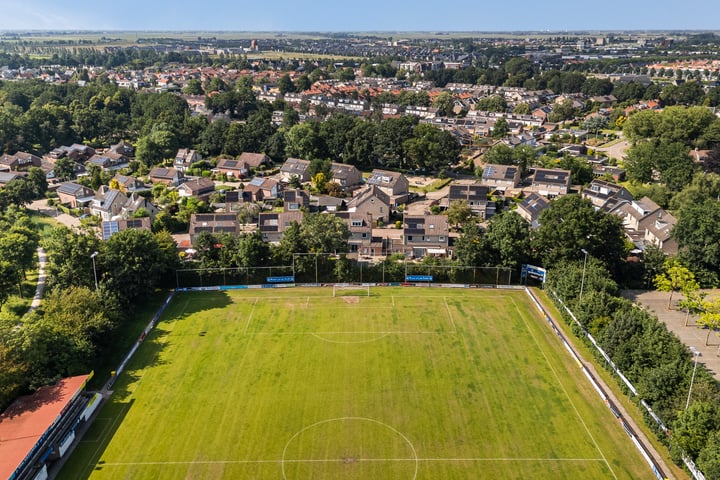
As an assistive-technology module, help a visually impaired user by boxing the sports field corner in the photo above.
[59,286,658,479]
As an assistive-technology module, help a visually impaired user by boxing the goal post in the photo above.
[332,284,371,297]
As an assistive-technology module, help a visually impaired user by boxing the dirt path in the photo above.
[533,292,680,480]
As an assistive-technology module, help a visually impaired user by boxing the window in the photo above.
[361,233,368,238]
[429,224,435,229]
[407,235,413,241]
[351,220,363,227]
[439,236,445,241]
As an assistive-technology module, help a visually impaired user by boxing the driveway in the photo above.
[595,139,630,161]
[28,199,81,229]
[622,289,720,380]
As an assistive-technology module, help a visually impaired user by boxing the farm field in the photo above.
[60,287,651,479]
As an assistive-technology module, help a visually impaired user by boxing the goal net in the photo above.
[332,284,371,297]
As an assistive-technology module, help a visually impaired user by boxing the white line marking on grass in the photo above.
[443,297,457,333]
[242,297,258,334]
[392,295,395,307]
[82,402,133,478]
[100,456,605,466]
[281,417,419,480]
[306,296,310,308]
[253,331,446,335]
[511,298,619,480]
[310,332,391,344]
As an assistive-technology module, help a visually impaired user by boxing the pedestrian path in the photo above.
[28,247,47,311]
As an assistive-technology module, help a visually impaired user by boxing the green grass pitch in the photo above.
[60,287,651,479]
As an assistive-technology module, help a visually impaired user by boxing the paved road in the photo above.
[595,139,630,161]
[622,289,720,380]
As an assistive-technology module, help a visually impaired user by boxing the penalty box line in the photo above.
[100,456,606,466]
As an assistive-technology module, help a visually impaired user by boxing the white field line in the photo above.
[242,298,258,334]
[510,298,619,480]
[82,402,133,478]
[100,457,605,466]
[252,331,447,335]
[392,295,395,307]
[443,297,458,333]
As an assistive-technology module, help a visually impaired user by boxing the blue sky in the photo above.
[1,0,719,31]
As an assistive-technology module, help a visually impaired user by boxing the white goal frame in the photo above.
[332,284,371,297]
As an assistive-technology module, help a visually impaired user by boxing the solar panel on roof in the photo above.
[126,219,143,228]
[102,221,119,241]
[250,177,264,186]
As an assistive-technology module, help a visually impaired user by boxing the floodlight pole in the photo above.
[579,248,589,302]
[90,251,99,291]
[686,347,701,410]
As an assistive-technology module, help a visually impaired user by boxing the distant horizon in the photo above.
[1,29,720,34]
[2,0,720,32]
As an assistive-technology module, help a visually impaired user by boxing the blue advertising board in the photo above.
[406,275,433,282]
[521,264,546,282]
[266,276,295,283]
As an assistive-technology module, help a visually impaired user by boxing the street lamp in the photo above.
[90,251,99,291]
[686,347,701,410]
[579,248,589,302]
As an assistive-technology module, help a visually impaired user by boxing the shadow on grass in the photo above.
[56,398,135,480]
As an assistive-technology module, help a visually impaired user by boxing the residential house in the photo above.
[108,141,135,157]
[90,187,128,221]
[312,194,346,212]
[178,177,216,201]
[0,152,42,171]
[592,164,626,182]
[610,197,678,254]
[86,152,129,172]
[335,212,373,256]
[447,182,494,219]
[330,162,362,191]
[529,168,571,198]
[215,158,249,179]
[581,179,633,211]
[402,214,450,258]
[149,167,183,186]
[244,177,281,202]
[112,174,149,193]
[56,182,95,209]
[188,213,241,242]
[49,144,95,163]
[283,189,310,212]
[279,157,312,183]
[366,169,410,204]
[0,171,23,187]
[101,217,152,241]
[258,211,304,243]
[238,152,271,170]
[515,192,550,229]
[480,164,521,194]
[174,148,201,172]
[122,192,159,220]
[346,185,391,223]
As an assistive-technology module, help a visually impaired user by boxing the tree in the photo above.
[43,226,102,292]
[453,222,487,266]
[300,213,350,253]
[674,200,720,286]
[101,229,172,304]
[532,195,626,275]
[698,431,720,480]
[447,200,476,229]
[492,116,509,138]
[483,211,531,270]
[183,79,203,95]
[277,74,295,95]
[671,401,720,460]
[654,259,699,309]
[482,143,514,166]
[433,91,455,117]
[697,296,720,346]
